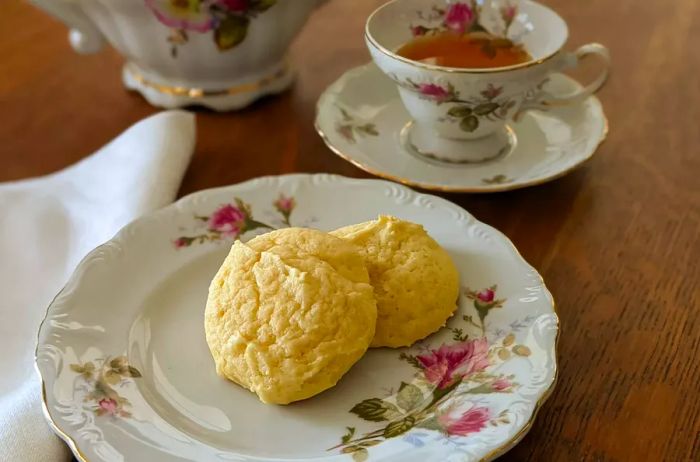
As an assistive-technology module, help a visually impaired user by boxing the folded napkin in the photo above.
[0,111,196,461]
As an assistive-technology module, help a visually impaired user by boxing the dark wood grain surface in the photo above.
[2,0,698,460]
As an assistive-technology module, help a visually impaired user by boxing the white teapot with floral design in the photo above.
[30,0,327,110]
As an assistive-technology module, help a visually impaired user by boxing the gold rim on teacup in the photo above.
[365,0,568,74]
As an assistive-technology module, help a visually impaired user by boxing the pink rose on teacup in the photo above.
[443,2,475,35]
[218,0,249,12]
[145,0,215,32]
[418,83,452,102]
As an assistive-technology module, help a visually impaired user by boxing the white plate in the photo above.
[315,63,608,193]
[36,174,558,462]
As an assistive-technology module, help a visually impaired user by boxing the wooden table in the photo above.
[2,0,698,460]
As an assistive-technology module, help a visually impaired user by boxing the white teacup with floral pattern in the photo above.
[366,0,610,163]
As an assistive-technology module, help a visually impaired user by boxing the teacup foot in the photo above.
[122,61,295,111]
[400,121,517,165]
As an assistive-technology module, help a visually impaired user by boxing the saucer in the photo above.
[315,63,608,193]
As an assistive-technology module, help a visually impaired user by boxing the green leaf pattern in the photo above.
[69,356,142,418]
[214,15,250,50]
[445,88,516,133]
[396,382,423,412]
[341,427,356,444]
[336,107,379,144]
[460,115,480,132]
[482,174,514,185]
[383,416,416,438]
[393,76,517,134]
[350,398,401,422]
[147,0,278,56]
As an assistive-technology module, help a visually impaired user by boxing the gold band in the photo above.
[125,64,290,98]
[364,0,565,75]
[315,116,608,193]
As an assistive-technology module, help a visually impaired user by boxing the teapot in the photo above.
[30,0,328,110]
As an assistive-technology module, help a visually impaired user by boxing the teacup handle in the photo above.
[29,0,104,54]
[518,43,610,114]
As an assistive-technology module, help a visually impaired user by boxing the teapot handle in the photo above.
[29,0,104,54]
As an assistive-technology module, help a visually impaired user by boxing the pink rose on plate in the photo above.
[336,124,355,142]
[492,377,512,392]
[98,398,118,416]
[443,2,474,35]
[208,203,247,237]
[418,83,451,102]
[476,288,495,303]
[416,337,490,389]
[467,285,504,313]
[438,405,490,436]
[274,194,296,215]
[145,0,215,33]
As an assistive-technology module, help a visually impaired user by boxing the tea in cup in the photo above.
[366,0,610,163]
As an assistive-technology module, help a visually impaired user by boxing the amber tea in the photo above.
[397,32,532,69]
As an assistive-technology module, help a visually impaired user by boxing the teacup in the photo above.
[366,0,610,163]
[29,0,327,111]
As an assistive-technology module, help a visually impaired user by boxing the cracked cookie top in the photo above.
[332,216,459,348]
[204,228,377,404]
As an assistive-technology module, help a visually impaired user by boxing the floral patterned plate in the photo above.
[315,62,608,192]
[36,174,558,462]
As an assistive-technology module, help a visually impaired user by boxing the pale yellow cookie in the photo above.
[204,228,377,404]
[331,216,459,348]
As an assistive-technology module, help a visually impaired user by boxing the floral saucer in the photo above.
[36,174,558,461]
[315,63,608,192]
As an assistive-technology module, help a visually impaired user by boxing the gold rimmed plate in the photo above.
[36,174,558,461]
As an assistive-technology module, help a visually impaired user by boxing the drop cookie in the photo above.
[332,216,459,348]
[204,228,377,404]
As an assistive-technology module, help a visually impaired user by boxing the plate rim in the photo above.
[34,173,560,462]
[315,62,609,193]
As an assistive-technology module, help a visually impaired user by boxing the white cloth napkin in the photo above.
[0,110,196,461]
